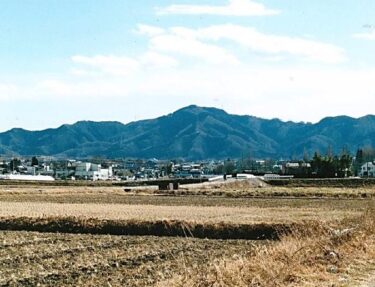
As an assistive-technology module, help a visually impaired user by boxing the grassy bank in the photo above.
[0,216,293,240]
[160,209,375,287]
[266,178,375,188]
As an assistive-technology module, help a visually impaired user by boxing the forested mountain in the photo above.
[1,105,374,159]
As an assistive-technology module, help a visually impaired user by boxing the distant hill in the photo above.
[1,105,375,159]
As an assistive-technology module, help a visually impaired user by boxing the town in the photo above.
[1,148,374,181]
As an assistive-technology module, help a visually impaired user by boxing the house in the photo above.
[39,164,54,176]
[283,161,311,177]
[172,163,203,178]
[74,162,113,180]
[54,160,77,179]
[359,162,375,177]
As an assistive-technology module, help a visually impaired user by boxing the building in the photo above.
[359,162,375,177]
[283,161,311,177]
[172,163,203,178]
[74,162,113,180]
[0,174,55,181]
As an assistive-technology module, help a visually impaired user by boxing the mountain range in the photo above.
[1,105,375,160]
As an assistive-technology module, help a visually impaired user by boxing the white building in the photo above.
[0,174,55,181]
[359,162,375,177]
[74,162,113,181]
[26,166,37,175]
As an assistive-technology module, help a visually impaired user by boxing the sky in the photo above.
[1,0,375,131]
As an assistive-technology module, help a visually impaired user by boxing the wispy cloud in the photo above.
[156,0,280,16]
[71,52,178,77]
[140,51,179,68]
[148,33,239,65]
[30,66,375,124]
[72,55,140,77]
[196,24,347,63]
[137,24,346,64]
[0,83,18,101]
[3,62,375,126]
[137,24,239,65]
[36,79,132,99]
[353,31,375,40]
[136,24,165,36]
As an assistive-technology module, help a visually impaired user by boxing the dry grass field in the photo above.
[0,231,258,286]
[0,182,374,286]
[160,211,375,287]
[2,180,375,200]
[0,201,362,224]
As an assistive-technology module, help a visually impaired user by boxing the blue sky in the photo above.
[1,0,375,131]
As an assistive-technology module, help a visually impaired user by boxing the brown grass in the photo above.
[0,201,362,224]
[0,185,374,286]
[0,216,294,240]
[0,231,258,286]
[158,209,375,287]
[153,185,375,199]
[1,186,374,213]
[2,182,375,199]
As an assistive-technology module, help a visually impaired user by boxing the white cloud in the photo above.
[148,32,239,65]
[137,24,240,65]
[137,24,346,64]
[131,66,375,122]
[195,24,346,63]
[3,64,375,127]
[136,24,165,37]
[36,78,133,99]
[71,52,179,77]
[140,51,179,68]
[72,24,345,81]
[0,83,18,101]
[72,55,140,76]
[37,80,74,96]
[353,31,375,40]
[156,0,280,16]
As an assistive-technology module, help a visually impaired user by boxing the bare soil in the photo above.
[0,231,259,287]
[0,185,374,286]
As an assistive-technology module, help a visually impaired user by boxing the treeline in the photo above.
[217,147,375,178]
[310,151,352,178]
[291,147,375,178]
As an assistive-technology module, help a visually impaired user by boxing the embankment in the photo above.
[266,178,375,188]
[0,217,294,240]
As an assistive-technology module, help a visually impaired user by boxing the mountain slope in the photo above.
[0,105,374,159]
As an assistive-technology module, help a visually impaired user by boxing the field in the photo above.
[0,182,374,286]
[0,231,258,286]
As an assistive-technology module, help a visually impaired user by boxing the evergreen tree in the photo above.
[354,148,364,176]
[9,158,21,172]
[31,156,39,167]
